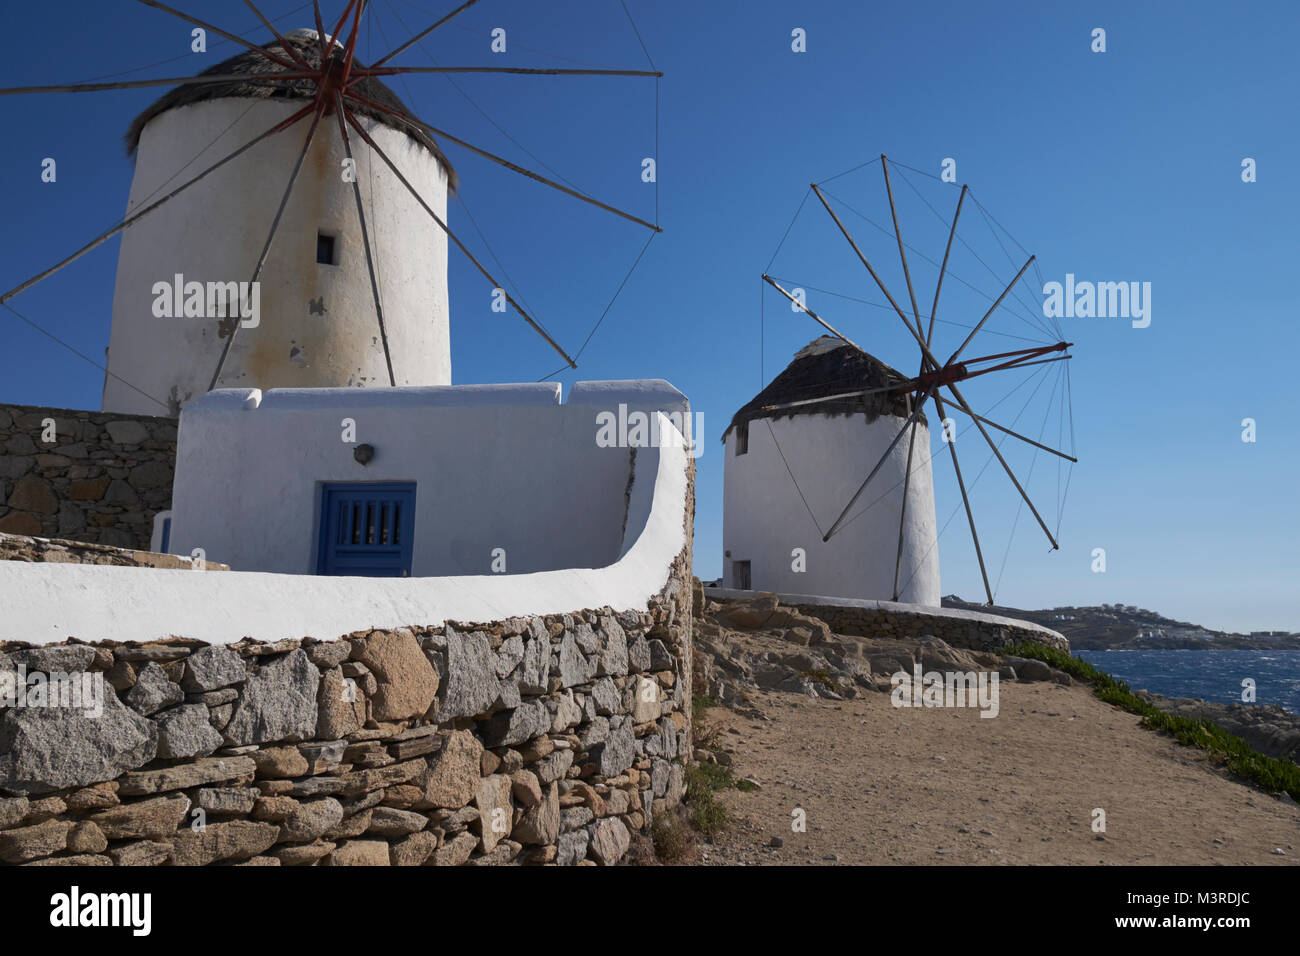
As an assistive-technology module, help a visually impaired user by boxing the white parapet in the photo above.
[0,387,692,646]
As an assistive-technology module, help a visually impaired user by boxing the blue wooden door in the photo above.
[317,482,416,577]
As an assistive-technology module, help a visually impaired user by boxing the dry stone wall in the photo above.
[0,568,693,866]
[702,590,1067,654]
[785,600,1068,653]
[0,403,177,551]
[0,531,224,571]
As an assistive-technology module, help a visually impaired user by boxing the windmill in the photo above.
[0,0,661,412]
[757,155,1076,606]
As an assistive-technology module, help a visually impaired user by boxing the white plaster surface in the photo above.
[702,587,1066,642]
[165,382,683,576]
[103,97,451,415]
[722,411,940,606]
[0,412,688,646]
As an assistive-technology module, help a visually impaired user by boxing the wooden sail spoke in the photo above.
[0,72,317,97]
[208,109,325,390]
[370,0,481,69]
[810,183,946,375]
[946,382,1059,550]
[135,0,301,71]
[881,155,924,342]
[242,0,315,72]
[760,275,867,355]
[334,94,395,386]
[354,66,663,79]
[934,393,994,605]
[823,386,937,542]
[1,103,313,305]
[892,418,919,601]
[312,0,330,58]
[945,254,1036,367]
[927,183,967,349]
[941,397,1077,463]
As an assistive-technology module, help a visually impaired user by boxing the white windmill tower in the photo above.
[102,28,454,415]
[0,2,660,419]
[732,154,1077,608]
[722,335,941,605]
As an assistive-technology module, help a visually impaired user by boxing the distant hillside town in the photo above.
[941,597,1300,651]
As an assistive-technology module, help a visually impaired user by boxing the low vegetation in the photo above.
[691,692,719,717]
[799,667,849,696]
[1002,642,1300,801]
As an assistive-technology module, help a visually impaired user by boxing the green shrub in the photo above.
[691,693,719,718]
[800,668,848,695]
[650,810,693,863]
[685,763,730,838]
[1001,642,1300,801]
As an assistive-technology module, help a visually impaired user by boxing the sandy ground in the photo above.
[696,679,1300,865]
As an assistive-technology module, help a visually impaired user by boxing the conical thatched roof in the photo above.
[724,336,923,440]
[126,30,456,189]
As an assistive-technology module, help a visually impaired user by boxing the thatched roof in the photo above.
[724,336,924,440]
[125,31,456,189]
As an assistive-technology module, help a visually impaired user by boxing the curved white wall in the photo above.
[722,412,940,606]
[167,381,692,578]
[0,410,688,646]
[104,97,450,415]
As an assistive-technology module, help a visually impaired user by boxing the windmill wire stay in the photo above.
[892,166,1050,339]
[370,2,542,330]
[764,277,1050,346]
[374,0,662,380]
[814,185,1058,344]
[894,360,1065,603]
[1,0,662,393]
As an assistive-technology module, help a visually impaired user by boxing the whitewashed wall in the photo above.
[722,411,940,606]
[168,381,690,577]
[104,97,451,415]
[0,407,689,645]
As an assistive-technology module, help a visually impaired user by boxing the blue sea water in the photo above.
[1075,649,1300,714]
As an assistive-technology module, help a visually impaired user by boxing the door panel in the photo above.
[317,482,416,576]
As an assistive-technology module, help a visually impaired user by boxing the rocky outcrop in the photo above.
[696,592,1071,710]
[1139,693,1300,766]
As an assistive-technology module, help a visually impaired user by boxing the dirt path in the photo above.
[697,679,1300,865]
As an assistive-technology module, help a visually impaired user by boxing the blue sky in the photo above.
[0,0,1296,631]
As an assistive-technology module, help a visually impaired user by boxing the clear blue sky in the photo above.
[0,1,1296,632]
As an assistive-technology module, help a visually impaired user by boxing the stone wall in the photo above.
[0,403,177,551]
[703,588,1068,653]
[786,601,1067,652]
[0,577,693,866]
[0,532,225,571]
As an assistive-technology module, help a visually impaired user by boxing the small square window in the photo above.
[734,422,749,456]
[317,233,336,265]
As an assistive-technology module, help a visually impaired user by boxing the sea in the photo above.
[1075,649,1300,715]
